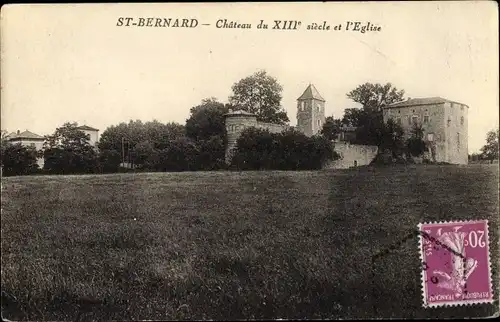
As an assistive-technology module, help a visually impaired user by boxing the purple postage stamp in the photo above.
[418,220,494,308]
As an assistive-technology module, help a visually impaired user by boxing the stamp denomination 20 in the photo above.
[418,220,494,308]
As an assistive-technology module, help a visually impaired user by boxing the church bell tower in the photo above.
[296,84,326,136]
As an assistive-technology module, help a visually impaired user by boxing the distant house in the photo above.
[76,125,99,147]
[5,130,45,168]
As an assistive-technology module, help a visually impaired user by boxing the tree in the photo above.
[184,98,231,170]
[160,137,199,172]
[229,70,289,125]
[341,108,365,126]
[379,118,406,159]
[320,116,342,141]
[195,135,226,170]
[185,98,229,141]
[1,130,9,160]
[231,127,339,170]
[346,82,405,112]
[98,120,186,169]
[134,140,157,168]
[98,149,122,173]
[43,122,98,174]
[231,127,276,170]
[144,120,186,150]
[353,110,386,146]
[1,142,39,176]
[480,128,499,162]
[406,124,428,157]
[344,83,406,146]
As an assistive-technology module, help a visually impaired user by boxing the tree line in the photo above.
[0,70,289,176]
[2,71,498,176]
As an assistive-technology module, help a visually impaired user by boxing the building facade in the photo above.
[382,97,468,164]
[5,130,45,168]
[76,125,99,147]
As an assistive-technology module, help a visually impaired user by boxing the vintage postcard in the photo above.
[1,1,498,320]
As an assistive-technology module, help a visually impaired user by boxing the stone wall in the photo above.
[325,142,379,169]
[255,122,290,134]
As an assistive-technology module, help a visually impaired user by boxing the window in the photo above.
[460,116,464,126]
[427,133,434,142]
[461,105,464,111]
[396,117,402,125]
[412,115,419,125]
[398,110,401,114]
[317,119,321,127]
[408,116,412,125]
[447,118,451,127]
[30,143,35,147]
[457,133,460,150]
[423,115,429,123]
[302,101,307,110]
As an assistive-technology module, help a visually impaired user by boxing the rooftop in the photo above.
[6,130,44,141]
[297,84,325,102]
[77,125,99,131]
[384,97,468,109]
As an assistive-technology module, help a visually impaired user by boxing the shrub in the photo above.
[406,124,428,157]
[1,143,40,176]
[231,127,339,170]
[159,137,199,172]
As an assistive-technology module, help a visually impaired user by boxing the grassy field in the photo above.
[1,164,499,320]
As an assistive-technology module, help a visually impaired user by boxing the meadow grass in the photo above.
[1,164,499,320]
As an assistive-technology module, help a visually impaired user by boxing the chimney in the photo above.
[17,130,20,134]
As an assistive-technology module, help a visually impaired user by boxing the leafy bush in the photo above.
[1,143,40,176]
[159,137,200,172]
[406,124,428,157]
[231,127,339,170]
[42,123,100,174]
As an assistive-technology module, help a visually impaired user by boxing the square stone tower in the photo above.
[383,97,469,164]
[296,84,326,136]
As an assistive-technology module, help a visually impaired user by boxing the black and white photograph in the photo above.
[1,2,499,320]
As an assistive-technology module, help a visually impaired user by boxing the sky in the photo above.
[1,2,498,153]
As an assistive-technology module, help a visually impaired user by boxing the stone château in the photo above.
[382,97,468,164]
[224,84,379,168]
[225,84,469,167]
